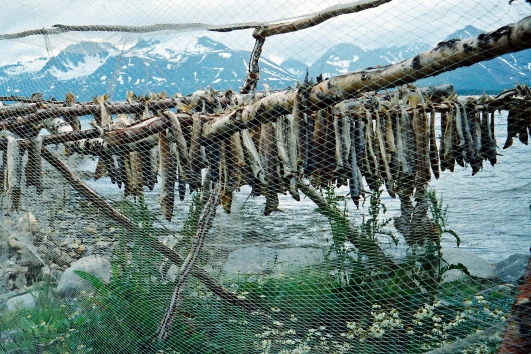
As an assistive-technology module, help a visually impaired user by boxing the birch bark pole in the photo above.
[156,187,221,342]
[40,146,260,312]
[203,14,531,141]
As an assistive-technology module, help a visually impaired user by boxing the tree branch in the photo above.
[253,0,392,38]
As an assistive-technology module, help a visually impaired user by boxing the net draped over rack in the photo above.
[1,1,531,353]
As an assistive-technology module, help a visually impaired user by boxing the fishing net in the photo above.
[1,0,531,353]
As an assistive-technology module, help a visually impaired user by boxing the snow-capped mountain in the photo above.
[0,25,529,101]
[0,36,298,101]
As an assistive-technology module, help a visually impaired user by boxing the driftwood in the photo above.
[498,252,531,353]
[240,37,266,94]
[201,14,531,142]
[40,146,260,312]
[252,0,392,39]
[157,187,220,341]
[0,0,393,40]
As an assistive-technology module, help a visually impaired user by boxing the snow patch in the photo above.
[498,57,526,76]
[50,55,108,81]
[218,52,232,58]
[4,58,48,76]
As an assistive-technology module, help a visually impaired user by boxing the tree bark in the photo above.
[203,15,531,142]
[240,37,266,94]
[253,0,392,38]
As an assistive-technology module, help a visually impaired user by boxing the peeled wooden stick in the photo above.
[156,187,220,342]
[40,146,260,312]
[252,0,392,38]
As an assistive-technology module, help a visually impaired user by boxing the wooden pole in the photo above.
[252,0,392,39]
[40,146,260,312]
[203,15,531,142]
[157,187,220,341]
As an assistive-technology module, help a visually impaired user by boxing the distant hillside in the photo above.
[0,36,298,101]
[0,25,529,101]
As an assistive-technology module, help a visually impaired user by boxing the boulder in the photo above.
[56,255,111,297]
[441,248,498,283]
[275,248,325,270]
[5,293,36,311]
[222,247,277,275]
[496,253,531,284]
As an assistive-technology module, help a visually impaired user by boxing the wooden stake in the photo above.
[40,147,260,312]
[156,187,220,341]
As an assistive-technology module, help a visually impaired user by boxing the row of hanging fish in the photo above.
[2,85,530,220]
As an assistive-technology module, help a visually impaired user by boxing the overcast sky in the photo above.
[1,0,530,66]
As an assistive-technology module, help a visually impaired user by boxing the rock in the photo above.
[441,248,498,283]
[5,293,36,311]
[56,255,111,297]
[14,273,26,289]
[496,253,531,284]
[84,227,98,235]
[95,240,112,248]
[275,248,325,270]
[166,264,178,282]
[222,247,277,275]
[75,244,87,254]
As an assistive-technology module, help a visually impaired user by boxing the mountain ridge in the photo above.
[0,26,529,101]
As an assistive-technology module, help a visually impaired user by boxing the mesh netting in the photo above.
[1,1,531,353]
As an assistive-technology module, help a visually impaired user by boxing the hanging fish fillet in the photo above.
[188,113,205,190]
[165,111,191,193]
[25,136,43,194]
[487,111,497,166]
[395,107,408,176]
[139,147,157,191]
[364,108,380,187]
[349,116,361,208]
[374,111,395,195]
[260,122,279,216]
[129,151,144,196]
[429,109,440,179]
[159,130,176,221]
[284,115,300,201]
[241,129,266,184]
[273,120,292,180]
[441,109,455,172]
[467,103,483,175]
[340,114,351,172]
[291,90,305,173]
[175,151,186,201]
[229,131,245,191]
[311,110,325,186]
[219,141,233,214]
[410,100,430,185]
[5,137,22,212]
[458,102,475,168]
[333,113,344,176]
[93,94,111,126]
